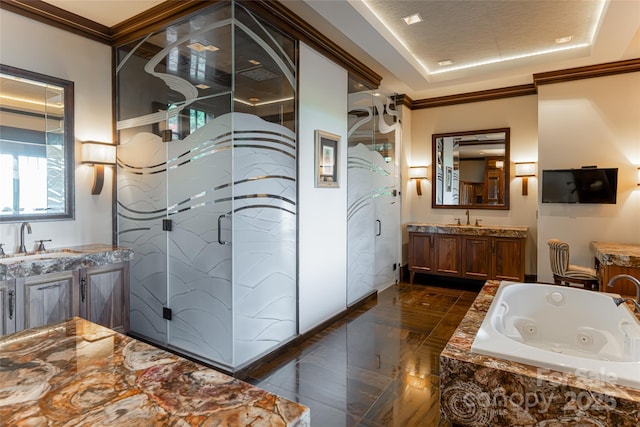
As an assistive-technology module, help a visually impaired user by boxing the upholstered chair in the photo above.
[547,239,599,290]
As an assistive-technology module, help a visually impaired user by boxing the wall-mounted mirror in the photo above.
[0,64,74,222]
[432,128,510,210]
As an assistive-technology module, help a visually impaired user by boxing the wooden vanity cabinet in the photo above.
[409,231,526,283]
[6,262,131,336]
[79,262,130,333]
[17,270,79,331]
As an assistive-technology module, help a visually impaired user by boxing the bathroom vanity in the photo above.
[0,244,132,336]
[407,223,527,283]
[591,241,640,296]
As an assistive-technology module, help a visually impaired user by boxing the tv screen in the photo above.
[541,168,618,204]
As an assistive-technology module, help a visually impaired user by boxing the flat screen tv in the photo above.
[541,168,618,204]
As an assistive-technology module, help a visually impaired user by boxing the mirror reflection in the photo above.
[432,128,510,210]
[0,65,74,221]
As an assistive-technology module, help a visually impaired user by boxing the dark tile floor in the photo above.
[244,279,481,427]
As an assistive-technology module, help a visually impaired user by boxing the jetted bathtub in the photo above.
[471,282,640,389]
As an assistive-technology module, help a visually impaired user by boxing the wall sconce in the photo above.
[637,166,640,186]
[409,166,429,196]
[515,162,536,196]
[81,141,116,195]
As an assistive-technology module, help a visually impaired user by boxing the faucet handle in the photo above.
[36,239,52,251]
[475,219,482,227]
[454,218,461,226]
[0,243,4,256]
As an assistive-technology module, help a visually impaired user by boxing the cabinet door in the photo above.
[409,233,435,273]
[18,271,78,331]
[434,235,461,276]
[462,236,491,280]
[81,262,129,333]
[492,237,525,282]
[0,280,16,336]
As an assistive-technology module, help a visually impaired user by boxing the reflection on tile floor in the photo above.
[245,280,481,427]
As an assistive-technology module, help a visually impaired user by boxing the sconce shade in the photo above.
[409,166,428,179]
[81,141,116,165]
[515,162,536,196]
[637,167,640,186]
[515,162,536,177]
[82,141,116,195]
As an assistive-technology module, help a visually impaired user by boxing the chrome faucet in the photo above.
[18,222,32,253]
[465,209,470,225]
[607,274,640,304]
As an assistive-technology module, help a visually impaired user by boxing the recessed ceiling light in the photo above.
[196,84,210,89]
[555,35,573,44]
[438,59,453,66]
[402,13,423,25]
[249,97,260,103]
[248,59,261,65]
[187,42,219,52]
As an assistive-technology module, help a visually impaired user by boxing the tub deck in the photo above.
[440,280,640,426]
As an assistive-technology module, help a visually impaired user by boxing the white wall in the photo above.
[0,10,113,251]
[537,72,640,282]
[298,42,348,333]
[405,95,539,275]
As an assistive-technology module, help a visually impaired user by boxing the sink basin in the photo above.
[0,250,82,264]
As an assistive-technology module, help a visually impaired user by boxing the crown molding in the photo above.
[409,84,536,110]
[408,58,640,110]
[533,58,640,87]
[0,0,112,43]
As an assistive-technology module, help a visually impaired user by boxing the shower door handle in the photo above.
[376,220,382,236]
[218,214,230,245]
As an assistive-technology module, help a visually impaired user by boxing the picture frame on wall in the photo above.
[315,130,340,188]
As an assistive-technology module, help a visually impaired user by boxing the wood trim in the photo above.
[410,84,536,110]
[110,1,218,47]
[533,58,640,87]
[0,0,112,44]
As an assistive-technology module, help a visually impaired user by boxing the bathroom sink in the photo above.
[0,250,82,264]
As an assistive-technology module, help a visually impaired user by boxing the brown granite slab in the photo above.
[0,244,134,280]
[591,241,640,268]
[406,223,528,239]
[0,317,310,426]
[440,280,640,426]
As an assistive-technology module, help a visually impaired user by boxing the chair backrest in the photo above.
[548,238,570,276]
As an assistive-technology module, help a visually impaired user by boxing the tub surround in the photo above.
[407,223,528,239]
[0,317,310,426]
[592,241,640,295]
[440,281,640,426]
[0,244,133,280]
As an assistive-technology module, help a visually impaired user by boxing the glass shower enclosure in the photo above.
[116,1,297,370]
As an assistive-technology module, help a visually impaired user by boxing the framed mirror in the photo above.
[432,128,510,210]
[0,64,74,222]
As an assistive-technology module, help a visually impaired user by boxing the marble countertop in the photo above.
[0,317,310,426]
[591,241,640,268]
[441,281,640,403]
[406,223,528,238]
[0,244,134,280]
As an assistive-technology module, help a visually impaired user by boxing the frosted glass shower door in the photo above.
[166,113,233,366]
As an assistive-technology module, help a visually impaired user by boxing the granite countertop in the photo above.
[0,244,134,280]
[442,281,640,403]
[406,223,528,238]
[591,241,640,268]
[0,317,310,426]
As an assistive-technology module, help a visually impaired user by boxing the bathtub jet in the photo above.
[471,282,640,389]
